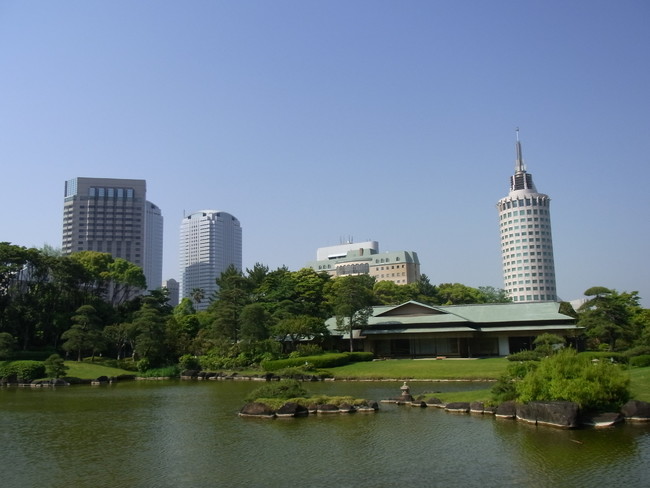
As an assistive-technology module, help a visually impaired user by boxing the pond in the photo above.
[1,380,649,488]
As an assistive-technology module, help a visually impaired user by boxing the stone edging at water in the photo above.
[387,397,650,429]
[239,400,380,418]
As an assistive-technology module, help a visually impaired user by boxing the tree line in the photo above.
[2,242,648,370]
[1,242,511,366]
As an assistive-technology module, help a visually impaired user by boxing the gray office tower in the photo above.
[62,177,163,291]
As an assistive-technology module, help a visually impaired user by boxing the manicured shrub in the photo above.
[289,344,324,358]
[245,380,308,402]
[629,355,650,368]
[491,361,538,403]
[261,352,373,371]
[0,360,46,382]
[44,354,68,379]
[624,346,650,358]
[516,348,630,411]
[178,354,200,370]
[274,366,315,378]
[346,352,374,362]
[506,350,541,362]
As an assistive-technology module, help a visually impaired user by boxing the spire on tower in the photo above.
[515,127,525,173]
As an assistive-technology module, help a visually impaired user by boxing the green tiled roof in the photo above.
[327,301,576,337]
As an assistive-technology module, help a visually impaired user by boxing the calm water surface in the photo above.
[1,380,649,488]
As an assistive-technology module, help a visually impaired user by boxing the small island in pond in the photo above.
[238,379,379,418]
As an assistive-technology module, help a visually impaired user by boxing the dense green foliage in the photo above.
[630,355,650,368]
[516,348,630,410]
[577,287,648,351]
[494,348,631,410]
[245,380,308,402]
[0,360,46,382]
[1,242,513,369]
[44,354,68,379]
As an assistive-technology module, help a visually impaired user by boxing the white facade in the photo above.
[144,201,163,291]
[179,210,242,310]
[308,241,420,285]
[496,133,557,302]
[316,240,379,261]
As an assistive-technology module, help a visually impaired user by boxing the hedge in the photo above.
[629,355,650,368]
[0,360,46,382]
[579,351,628,364]
[261,352,373,371]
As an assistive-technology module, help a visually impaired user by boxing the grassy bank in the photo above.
[322,358,509,380]
[63,361,134,379]
[629,366,650,402]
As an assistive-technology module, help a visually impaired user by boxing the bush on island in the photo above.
[245,380,308,402]
[516,348,630,411]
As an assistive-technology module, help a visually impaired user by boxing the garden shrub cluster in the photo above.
[245,380,308,402]
[578,351,628,364]
[0,360,46,382]
[260,352,373,371]
[506,350,541,362]
[137,365,180,378]
[629,355,650,368]
[495,348,631,411]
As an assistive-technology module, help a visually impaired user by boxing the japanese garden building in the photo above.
[327,301,578,358]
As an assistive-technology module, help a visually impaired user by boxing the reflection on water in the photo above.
[2,381,649,488]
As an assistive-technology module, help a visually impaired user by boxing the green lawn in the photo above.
[628,366,650,402]
[322,360,650,405]
[323,358,509,380]
[63,361,135,379]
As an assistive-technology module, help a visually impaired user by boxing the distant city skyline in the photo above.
[1,2,648,306]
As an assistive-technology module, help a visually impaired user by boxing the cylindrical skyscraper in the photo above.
[179,210,242,310]
[496,132,557,302]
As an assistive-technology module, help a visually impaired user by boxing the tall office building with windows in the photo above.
[496,132,557,302]
[179,210,242,310]
[62,177,163,291]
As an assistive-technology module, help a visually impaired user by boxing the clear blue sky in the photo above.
[1,1,649,306]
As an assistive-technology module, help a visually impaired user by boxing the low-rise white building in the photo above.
[306,241,421,285]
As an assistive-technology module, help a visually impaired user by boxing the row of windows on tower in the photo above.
[512,295,556,302]
[88,187,135,198]
[500,208,548,219]
[504,273,555,282]
[502,248,553,258]
[499,197,549,210]
[506,284,554,292]
[500,219,549,229]
[501,231,551,241]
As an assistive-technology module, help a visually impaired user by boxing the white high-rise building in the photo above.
[62,177,163,291]
[179,210,242,310]
[144,201,163,291]
[496,132,557,302]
